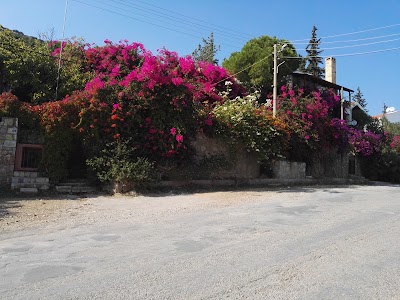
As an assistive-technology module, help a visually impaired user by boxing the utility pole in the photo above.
[340,87,344,120]
[272,44,286,118]
[273,44,278,118]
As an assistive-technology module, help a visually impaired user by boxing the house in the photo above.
[288,57,355,122]
[374,108,400,123]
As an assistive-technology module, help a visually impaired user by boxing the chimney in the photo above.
[325,57,336,84]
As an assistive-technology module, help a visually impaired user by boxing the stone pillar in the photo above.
[0,117,18,187]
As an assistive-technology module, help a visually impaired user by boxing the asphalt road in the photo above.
[1,184,400,299]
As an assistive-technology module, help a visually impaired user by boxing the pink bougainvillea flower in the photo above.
[304,135,310,140]
[204,118,213,126]
[170,127,176,135]
[171,77,183,86]
[176,134,183,143]
[112,103,120,109]
[149,128,157,134]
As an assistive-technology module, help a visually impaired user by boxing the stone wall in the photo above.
[308,148,349,178]
[272,160,306,179]
[17,128,44,144]
[0,117,18,186]
[191,133,260,179]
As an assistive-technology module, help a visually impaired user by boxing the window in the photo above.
[15,144,43,171]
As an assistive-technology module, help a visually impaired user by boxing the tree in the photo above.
[222,35,299,98]
[192,32,220,65]
[0,26,90,104]
[352,87,368,111]
[305,25,324,78]
[0,27,57,103]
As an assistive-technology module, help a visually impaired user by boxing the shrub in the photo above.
[86,140,155,187]
[0,92,38,128]
[211,94,288,162]
[276,87,349,162]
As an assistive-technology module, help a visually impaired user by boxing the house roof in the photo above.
[351,101,366,113]
[373,110,400,123]
[291,71,354,93]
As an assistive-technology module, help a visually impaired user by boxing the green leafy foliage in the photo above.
[352,87,368,111]
[222,36,299,98]
[192,32,220,65]
[0,26,91,104]
[86,140,155,185]
[381,117,400,136]
[211,93,289,162]
[304,25,324,78]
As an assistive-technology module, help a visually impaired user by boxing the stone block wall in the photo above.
[191,133,260,179]
[272,160,306,179]
[308,148,349,178]
[11,171,49,191]
[0,117,18,186]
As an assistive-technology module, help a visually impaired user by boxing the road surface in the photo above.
[1,184,400,299]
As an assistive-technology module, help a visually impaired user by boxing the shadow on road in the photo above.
[139,184,356,198]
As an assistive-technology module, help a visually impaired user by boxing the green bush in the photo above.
[86,140,155,186]
[211,94,288,162]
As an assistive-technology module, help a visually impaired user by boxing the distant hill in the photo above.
[0,25,43,45]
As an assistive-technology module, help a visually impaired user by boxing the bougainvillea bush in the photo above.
[2,38,400,185]
[73,41,245,164]
[276,87,350,162]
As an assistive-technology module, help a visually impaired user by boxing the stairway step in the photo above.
[55,185,97,194]
[20,187,38,194]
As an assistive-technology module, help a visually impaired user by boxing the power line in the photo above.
[86,0,249,43]
[56,0,69,100]
[291,32,400,45]
[128,0,254,40]
[71,0,400,58]
[290,23,400,42]
[213,53,274,86]
[294,37,400,51]
[214,44,400,86]
[282,46,400,58]
[71,0,239,50]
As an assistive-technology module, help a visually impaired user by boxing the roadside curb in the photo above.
[151,177,369,188]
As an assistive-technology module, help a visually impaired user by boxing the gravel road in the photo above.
[1,184,400,299]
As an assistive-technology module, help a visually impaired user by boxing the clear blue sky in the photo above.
[1,0,400,115]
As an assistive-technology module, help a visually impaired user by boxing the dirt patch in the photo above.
[0,195,91,232]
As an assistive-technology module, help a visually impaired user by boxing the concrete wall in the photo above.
[17,128,44,144]
[0,117,18,186]
[191,133,260,179]
[272,160,306,179]
[308,148,349,178]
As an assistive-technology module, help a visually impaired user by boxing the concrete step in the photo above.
[56,181,91,187]
[20,187,39,194]
[12,177,49,184]
[11,182,50,190]
[55,185,97,194]
[13,171,39,178]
